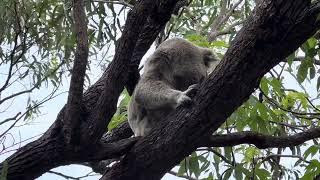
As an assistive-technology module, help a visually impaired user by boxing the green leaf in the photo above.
[309,65,316,80]
[269,78,282,95]
[317,77,320,91]
[205,173,214,180]
[256,102,268,120]
[178,160,187,176]
[255,168,270,179]
[224,147,233,162]
[297,60,309,84]
[234,165,243,180]
[244,147,260,162]
[286,53,295,67]
[189,156,200,178]
[307,37,317,49]
[260,77,269,94]
[222,168,233,180]
[211,40,229,48]
[304,145,319,159]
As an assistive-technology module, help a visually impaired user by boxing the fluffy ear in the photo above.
[202,48,219,67]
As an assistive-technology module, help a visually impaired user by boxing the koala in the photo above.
[128,38,220,136]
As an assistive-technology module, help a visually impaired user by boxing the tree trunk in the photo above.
[103,0,320,179]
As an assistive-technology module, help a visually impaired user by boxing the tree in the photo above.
[1,0,320,179]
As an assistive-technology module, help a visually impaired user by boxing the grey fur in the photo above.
[128,38,219,136]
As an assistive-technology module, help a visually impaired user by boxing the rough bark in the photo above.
[1,0,320,179]
[0,0,179,179]
[103,1,320,179]
[125,0,184,94]
[63,0,89,144]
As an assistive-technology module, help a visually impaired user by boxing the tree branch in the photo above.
[208,0,243,41]
[63,0,89,144]
[103,1,320,179]
[125,0,187,94]
[199,128,320,149]
[80,0,158,144]
[92,0,134,8]
[168,170,197,180]
[3,0,320,179]
[260,154,311,164]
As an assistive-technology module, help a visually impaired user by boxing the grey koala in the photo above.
[128,38,220,136]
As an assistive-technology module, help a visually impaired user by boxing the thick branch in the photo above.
[1,120,136,180]
[125,0,185,94]
[1,1,161,179]
[80,0,158,144]
[63,0,89,143]
[1,0,175,178]
[84,137,139,161]
[104,1,320,179]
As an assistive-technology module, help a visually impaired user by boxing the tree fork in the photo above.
[103,0,320,179]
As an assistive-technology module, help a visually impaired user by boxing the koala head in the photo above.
[201,48,220,74]
[143,38,220,91]
[160,38,219,90]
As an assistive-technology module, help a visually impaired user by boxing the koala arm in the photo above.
[134,79,195,110]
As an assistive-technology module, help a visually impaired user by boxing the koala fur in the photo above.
[128,38,219,136]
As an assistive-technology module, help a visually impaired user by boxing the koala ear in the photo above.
[202,48,219,67]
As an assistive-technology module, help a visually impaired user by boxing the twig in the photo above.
[199,128,320,149]
[168,170,197,180]
[0,112,21,126]
[0,89,64,138]
[208,0,244,41]
[198,147,233,165]
[261,154,311,164]
[92,0,134,8]
[0,61,65,105]
[260,88,320,117]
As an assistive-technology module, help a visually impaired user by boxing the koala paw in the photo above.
[185,84,199,97]
[176,94,192,108]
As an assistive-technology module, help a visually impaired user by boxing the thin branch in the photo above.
[0,112,21,126]
[260,88,320,117]
[48,171,79,180]
[0,133,43,155]
[208,0,244,41]
[168,170,197,180]
[0,32,20,93]
[209,20,244,40]
[282,56,320,65]
[268,120,308,131]
[0,89,63,138]
[199,128,320,149]
[198,147,233,165]
[261,154,311,164]
[0,61,65,105]
[48,170,99,180]
[92,0,134,8]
